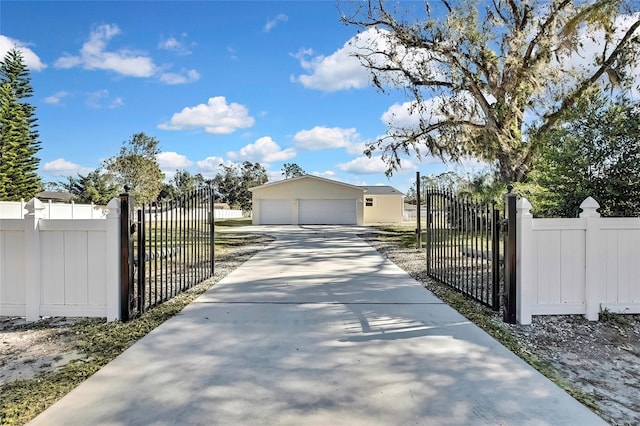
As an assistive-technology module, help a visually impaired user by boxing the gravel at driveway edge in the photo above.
[2,230,639,426]
[359,233,640,426]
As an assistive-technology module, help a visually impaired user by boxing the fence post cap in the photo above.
[106,197,121,218]
[516,198,533,218]
[25,198,45,215]
[579,197,601,218]
[516,197,532,211]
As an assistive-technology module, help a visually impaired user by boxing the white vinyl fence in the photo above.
[213,208,245,220]
[0,199,107,219]
[0,197,245,322]
[0,198,120,321]
[143,207,244,222]
[0,200,242,221]
[517,197,640,324]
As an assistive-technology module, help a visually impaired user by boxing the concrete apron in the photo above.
[29,227,606,426]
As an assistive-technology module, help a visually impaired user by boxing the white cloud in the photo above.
[55,24,156,77]
[338,155,417,175]
[381,101,422,130]
[53,24,200,85]
[42,158,92,176]
[195,156,233,178]
[265,14,288,32]
[157,151,193,171]
[293,126,359,150]
[346,141,368,156]
[311,170,336,178]
[86,89,124,109]
[196,156,224,171]
[291,38,370,91]
[557,13,640,96]
[337,156,388,174]
[227,46,238,60]
[44,91,69,104]
[159,69,200,85]
[266,170,283,182]
[291,28,407,92]
[381,91,492,131]
[158,96,255,134]
[158,35,193,55]
[110,97,124,109]
[0,35,47,71]
[446,157,493,177]
[227,136,296,164]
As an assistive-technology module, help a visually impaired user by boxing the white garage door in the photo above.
[299,199,357,225]
[259,200,291,224]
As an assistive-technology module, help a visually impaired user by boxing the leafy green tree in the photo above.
[172,170,209,194]
[103,133,164,204]
[159,170,211,201]
[457,172,505,204]
[0,48,42,199]
[59,170,120,205]
[341,0,640,183]
[213,161,267,211]
[213,164,241,208]
[523,93,640,217]
[239,161,268,210]
[406,171,465,204]
[281,163,306,179]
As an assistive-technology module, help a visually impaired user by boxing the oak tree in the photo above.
[341,0,640,183]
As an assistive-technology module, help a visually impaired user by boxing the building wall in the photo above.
[251,177,365,225]
[363,194,405,223]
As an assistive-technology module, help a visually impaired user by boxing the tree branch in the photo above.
[540,17,640,133]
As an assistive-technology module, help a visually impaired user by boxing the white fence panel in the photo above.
[143,207,244,222]
[0,200,107,219]
[600,221,640,311]
[517,197,640,324]
[0,220,26,315]
[214,209,244,220]
[0,201,26,219]
[0,198,120,321]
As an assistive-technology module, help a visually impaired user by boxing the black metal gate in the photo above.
[120,187,215,321]
[425,186,517,322]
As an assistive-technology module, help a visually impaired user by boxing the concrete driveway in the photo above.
[29,226,605,425]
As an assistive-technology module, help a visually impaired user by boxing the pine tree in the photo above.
[0,48,42,200]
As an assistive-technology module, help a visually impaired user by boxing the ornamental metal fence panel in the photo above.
[120,187,215,321]
[424,186,517,322]
[425,187,503,311]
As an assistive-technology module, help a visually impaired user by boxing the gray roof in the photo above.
[36,191,74,202]
[360,185,404,196]
[249,174,364,192]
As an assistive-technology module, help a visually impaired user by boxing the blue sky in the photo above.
[0,0,474,194]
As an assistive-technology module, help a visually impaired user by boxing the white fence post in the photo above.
[516,198,534,325]
[105,198,121,321]
[24,198,46,321]
[580,197,603,321]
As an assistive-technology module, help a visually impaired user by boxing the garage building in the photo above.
[250,175,404,225]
